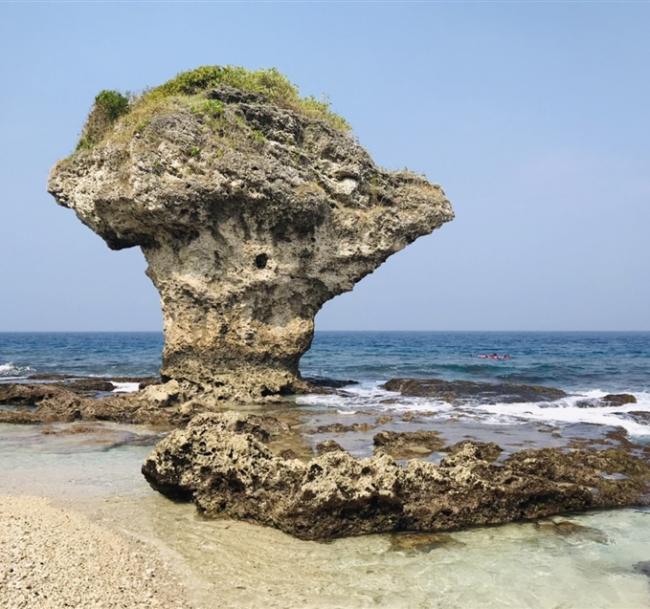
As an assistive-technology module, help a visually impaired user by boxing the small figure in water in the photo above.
[478,353,512,360]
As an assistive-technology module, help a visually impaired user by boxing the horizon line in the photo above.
[1,329,649,334]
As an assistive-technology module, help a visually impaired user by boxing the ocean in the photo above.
[2,330,649,436]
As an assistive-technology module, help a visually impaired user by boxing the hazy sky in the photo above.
[1,2,648,331]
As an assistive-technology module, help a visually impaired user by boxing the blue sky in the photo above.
[0,2,648,331]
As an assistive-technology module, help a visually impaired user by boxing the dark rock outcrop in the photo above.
[578,393,638,408]
[64,379,116,392]
[26,374,159,390]
[141,412,650,540]
[48,67,453,401]
[0,384,71,406]
[603,394,637,406]
[383,378,567,404]
[305,378,359,390]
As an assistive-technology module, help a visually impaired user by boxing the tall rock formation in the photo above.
[48,67,453,400]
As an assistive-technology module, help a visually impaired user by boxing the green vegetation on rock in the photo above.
[75,65,350,151]
[151,66,348,131]
[76,90,130,150]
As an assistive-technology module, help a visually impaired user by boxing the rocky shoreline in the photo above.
[141,410,650,540]
[2,373,649,541]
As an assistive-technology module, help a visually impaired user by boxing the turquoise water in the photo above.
[1,421,650,609]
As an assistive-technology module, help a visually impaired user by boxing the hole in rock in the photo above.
[255,253,268,269]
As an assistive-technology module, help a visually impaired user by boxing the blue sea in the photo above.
[1,331,649,435]
[1,330,648,390]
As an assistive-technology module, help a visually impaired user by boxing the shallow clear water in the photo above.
[1,422,650,609]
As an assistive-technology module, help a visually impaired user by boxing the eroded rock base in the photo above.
[142,412,650,540]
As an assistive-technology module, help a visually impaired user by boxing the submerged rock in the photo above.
[388,531,462,553]
[383,378,567,404]
[534,520,609,544]
[309,422,376,434]
[373,430,446,458]
[622,411,650,425]
[633,561,650,580]
[48,66,453,401]
[141,412,650,540]
[315,439,346,455]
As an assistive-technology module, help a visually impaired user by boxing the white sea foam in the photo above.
[296,381,453,415]
[298,382,650,437]
[475,390,650,437]
[111,382,141,393]
[0,362,33,379]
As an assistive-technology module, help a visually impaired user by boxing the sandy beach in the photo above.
[0,496,191,609]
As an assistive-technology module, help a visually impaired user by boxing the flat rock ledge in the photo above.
[141,412,650,540]
[383,378,568,403]
[0,377,351,426]
[0,382,189,426]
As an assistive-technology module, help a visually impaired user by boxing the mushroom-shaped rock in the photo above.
[49,67,453,400]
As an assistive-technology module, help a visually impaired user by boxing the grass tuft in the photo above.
[76,90,130,150]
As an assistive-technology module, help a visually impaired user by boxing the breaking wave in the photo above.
[0,362,33,379]
[297,383,650,438]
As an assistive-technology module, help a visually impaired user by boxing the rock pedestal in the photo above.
[49,73,453,400]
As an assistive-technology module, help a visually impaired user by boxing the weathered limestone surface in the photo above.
[48,78,453,401]
[142,412,650,540]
